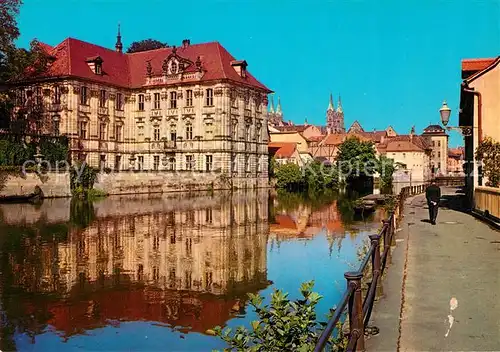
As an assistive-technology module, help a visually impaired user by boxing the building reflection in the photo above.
[0,191,270,342]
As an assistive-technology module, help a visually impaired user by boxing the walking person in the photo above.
[425,181,441,225]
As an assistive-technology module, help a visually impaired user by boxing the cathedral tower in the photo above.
[326,94,345,133]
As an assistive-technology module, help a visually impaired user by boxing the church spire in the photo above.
[269,95,275,114]
[328,93,334,111]
[276,96,282,115]
[115,23,123,53]
[336,95,343,113]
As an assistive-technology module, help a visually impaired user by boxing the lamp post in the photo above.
[439,100,472,136]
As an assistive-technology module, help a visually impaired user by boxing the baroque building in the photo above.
[8,31,272,189]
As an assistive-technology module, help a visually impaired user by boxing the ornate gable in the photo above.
[348,120,364,133]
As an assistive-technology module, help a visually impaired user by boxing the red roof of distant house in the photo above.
[304,135,326,142]
[14,38,271,92]
[274,125,309,133]
[462,58,496,72]
[381,135,431,152]
[268,142,297,158]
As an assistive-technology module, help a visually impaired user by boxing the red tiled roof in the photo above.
[462,58,496,72]
[304,135,326,142]
[268,142,297,158]
[16,38,271,92]
[274,125,308,133]
[381,135,431,152]
[321,133,346,146]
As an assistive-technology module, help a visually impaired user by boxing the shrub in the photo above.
[215,281,347,352]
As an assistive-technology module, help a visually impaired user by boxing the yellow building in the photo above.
[8,32,272,190]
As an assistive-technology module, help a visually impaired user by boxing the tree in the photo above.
[126,39,169,53]
[215,281,347,351]
[376,155,396,191]
[274,163,304,191]
[0,0,22,73]
[335,137,377,182]
[475,137,500,188]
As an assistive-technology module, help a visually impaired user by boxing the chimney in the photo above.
[182,39,190,48]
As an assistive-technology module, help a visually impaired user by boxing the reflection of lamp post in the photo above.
[439,100,473,136]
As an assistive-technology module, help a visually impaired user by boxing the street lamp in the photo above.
[439,100,472,136]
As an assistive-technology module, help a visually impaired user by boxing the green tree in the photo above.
[275,163,304,191]
[376,155,396,191]
[303,160,338,191]
[215,281,346,352]
[475,137,500,187]
[335,137,377,182]
[126,39,169,53]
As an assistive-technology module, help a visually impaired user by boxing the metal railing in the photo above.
[314,184,427,352]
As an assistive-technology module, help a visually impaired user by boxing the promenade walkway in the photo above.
[367,187,500,351]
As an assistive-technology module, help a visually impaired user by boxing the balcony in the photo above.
[114,109,125,118]
[150,140,176,151]
[48,103,65,112]
[150,109,162,117]
[230,107,239,115]
[202,106,215,114]
[70,138,85,150]
[98,107,109,116]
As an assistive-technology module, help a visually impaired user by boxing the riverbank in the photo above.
[367,187,500,351]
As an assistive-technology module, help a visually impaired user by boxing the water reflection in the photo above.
[0,190,386,351]
[0,191,270,349]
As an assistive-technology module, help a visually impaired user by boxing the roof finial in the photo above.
[336,95,343,113]
[115,23,123,53]
[328,93,334,111]
[276,96,282,115]
[269,95,275,114]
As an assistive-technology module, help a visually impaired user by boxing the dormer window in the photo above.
[86,56,104,75]
[231,60,248,78]
[170,61,178,74]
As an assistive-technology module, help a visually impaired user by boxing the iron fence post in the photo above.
[369,233,382,298]
[345,271,365,351]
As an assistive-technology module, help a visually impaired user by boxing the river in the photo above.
[0,190,386,351]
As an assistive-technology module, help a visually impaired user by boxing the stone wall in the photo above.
[0,172,71,198]
[94,171,268,195]
[0,170,269,199]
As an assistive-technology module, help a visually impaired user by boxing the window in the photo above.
[185,122,193,140]
[99,89,106,108]
[256,100,261,112]
[231,96,238,108]
[245,125,251,142]
[137,125,144,140]
[54,86,61,104]
[154,127,160,141]
[438,151,441,158]
[53,120,60,136]
[153,155,160,171]
[206,155,213,171]
[438,141,441,147]
[186,90,193,107]
[168,157,176,171]
[115,125,122,141]
[170,126,177,141]
[170,91,177,108]
[205,88,213,106]
[438,162,441,170]
[402,153,406,158]
[246,155,251,172]
[138,94,145,111]
[205,123,213,139]
[100,155,106,169]
[205,208,213,224]
[95,63,102,75]
[232,154,237,172]
[154,93,161,109]
[186,155,194,171]
[256,126,261,142]
[35,87,42,106]
[116,93,123,111]
[80,86,88,105]
[170,61,177,74]
[244,97,249,110]
[114,155,121,170]
[79,121,87,139]
[99,123,107,140]
[138,155,144,170]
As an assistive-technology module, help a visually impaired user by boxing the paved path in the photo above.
[367,187,500,351]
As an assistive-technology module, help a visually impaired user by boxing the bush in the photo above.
[215,281,347,352]
[275,163,304,191]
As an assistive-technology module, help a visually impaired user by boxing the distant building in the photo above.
[448,147,465,175]
[422,124,449,176]
[326,93,345,133]
[268,142,303,166]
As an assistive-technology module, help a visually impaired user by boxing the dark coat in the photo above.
[426,184,441,203]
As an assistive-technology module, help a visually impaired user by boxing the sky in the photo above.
[15,0,500,147]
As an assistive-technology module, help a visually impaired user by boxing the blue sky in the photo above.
[16,0,500,147]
